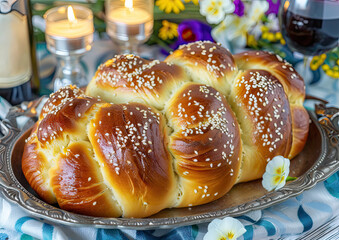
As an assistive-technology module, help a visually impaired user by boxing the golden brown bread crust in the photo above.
[229,70,292,182]
[86,54,190,110]
[233,51,305,100]
[165,41,237,96]
[166,83,241,206]
[37,97,98,146]
[289,106,309,158]
[22,124,56,204]
[166,41,237,77]
[23,86,178,217]
[88,103,176,217]
[22,41,309,218]
[40,85,85,119]
[51,141,122,217]
[233,51,309,158]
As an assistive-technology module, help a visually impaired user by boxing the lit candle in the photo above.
[44,5,94,91]
[106,0,153,53]
[108,0,151,31]
[46,6,93,38]
[44,5,94,53]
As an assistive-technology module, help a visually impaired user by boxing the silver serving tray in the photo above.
[0,101,338,229]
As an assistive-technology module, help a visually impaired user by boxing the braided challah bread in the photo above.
[22,41,309,218]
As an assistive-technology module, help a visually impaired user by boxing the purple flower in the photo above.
[177,20,214,44]
[266,0,280,15]
[233,0,245,17]
[161,20,214,55]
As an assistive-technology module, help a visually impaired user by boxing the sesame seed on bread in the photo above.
[22,41,309,218]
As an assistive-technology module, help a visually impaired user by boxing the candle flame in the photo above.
[67,5,77,24]
[125,0,133,10]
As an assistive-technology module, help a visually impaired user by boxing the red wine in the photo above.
[0,0,38,105]
[280,1,339,56]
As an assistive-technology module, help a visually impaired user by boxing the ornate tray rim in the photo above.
[0,103,338,230]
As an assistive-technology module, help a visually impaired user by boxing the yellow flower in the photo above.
[261,25,269,33]
[156,0,185,14]
[310,63,318,71]
[322,64,330,71]
[262,32,269,40]
[184,0,199,5]
[275,32,282,40]
[310,54,327,71]
[326,69,334,76]
[158,20,178,40]
[322,64,339,78]
[267,32,275,42]
[247,34,257,48]
[262,31,281,42]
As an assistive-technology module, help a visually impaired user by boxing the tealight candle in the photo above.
[46,7,93,38]
[106,0,154,53]
[45,5,94,54]
[44,5,94,91]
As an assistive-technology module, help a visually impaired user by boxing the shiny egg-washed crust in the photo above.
[233,51,309,158]
[86,54,191,110]
[166,83,241,207]
[22,124,56,204]
[39,85,86,119]
[23,86,177,217]
[229,70,292,182]
[165,41,237,96]
[23,41,309,218]
[87,103,177,217]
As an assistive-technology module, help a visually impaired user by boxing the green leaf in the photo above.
[286,176,297,182]
[154,2,206,22]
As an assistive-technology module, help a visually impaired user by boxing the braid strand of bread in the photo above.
[22,41,309,218]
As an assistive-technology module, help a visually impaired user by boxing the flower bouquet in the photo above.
[151,0,338,80]
[29,0,338,79]
[151,0,284,54]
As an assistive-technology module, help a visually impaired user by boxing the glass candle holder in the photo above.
[106,0,154,54]
[44,5,94,92]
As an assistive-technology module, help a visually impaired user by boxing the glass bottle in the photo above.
[0,0,39,105]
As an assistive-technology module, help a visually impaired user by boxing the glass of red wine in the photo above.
[279,0,339,77]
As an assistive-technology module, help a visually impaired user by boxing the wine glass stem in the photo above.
[302,56,310,80]
[53,54,87,92]
[119,41,139,55]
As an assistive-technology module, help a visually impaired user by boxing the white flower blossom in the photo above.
[212,0,269,49]
[247,0,269,26]
[200,0,235,24]
[262,156,290,191]
[212,14,248,49]
[204,217,246,240]
[266,13,280,32]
